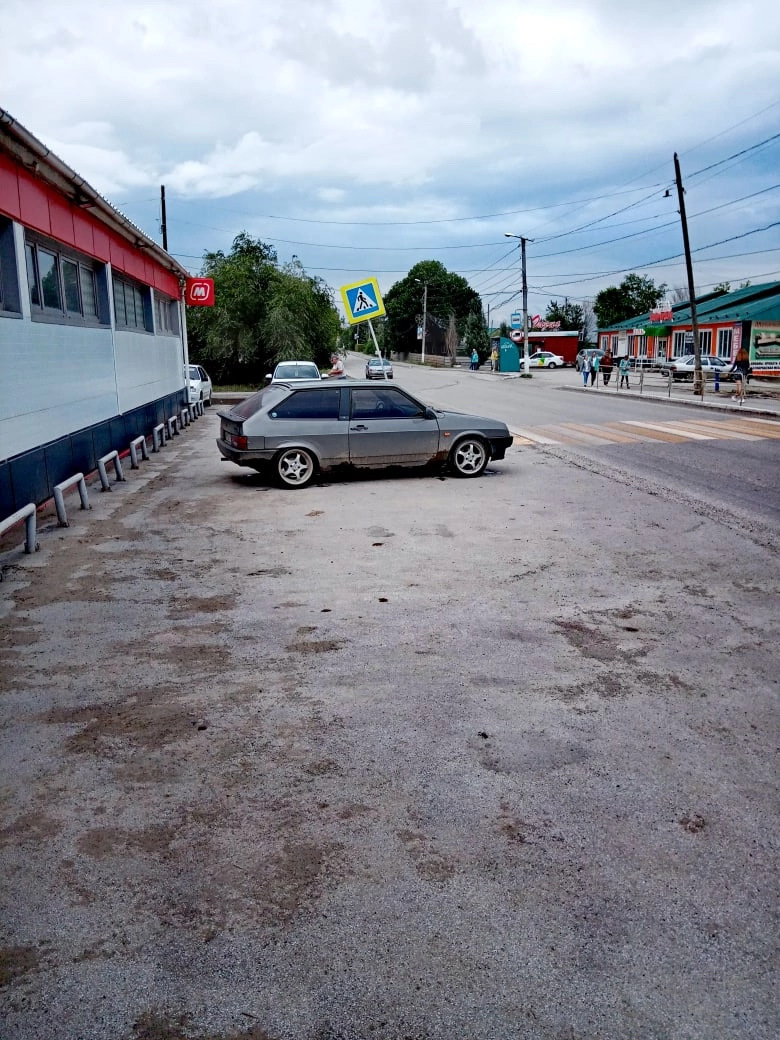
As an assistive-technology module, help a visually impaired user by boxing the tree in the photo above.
[545,299,586,338]
[592,274,667,330]
[712,282,731,294]
[463,308,490,363]
[383,260,484,357]
[186,233,340,384]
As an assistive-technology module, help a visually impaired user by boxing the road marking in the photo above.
[558,422,644,443]
[614,421,690,442]
[508,427,560,445]
[682,420,764,441]
[508,416,780,449]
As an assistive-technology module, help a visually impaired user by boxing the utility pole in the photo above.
[415,279,429,365]
[673,153,701,393]
[505,233,533,375]
[160,185,168,252]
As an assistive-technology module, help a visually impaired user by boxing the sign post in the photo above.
[340,278,388,379]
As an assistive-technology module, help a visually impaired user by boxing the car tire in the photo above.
[449,436,489,478]
[548,362,557,369]
[275,447,318,489]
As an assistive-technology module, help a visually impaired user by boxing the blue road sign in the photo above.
[341,278,386,325]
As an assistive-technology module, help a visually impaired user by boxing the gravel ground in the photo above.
[0,413,778,1040]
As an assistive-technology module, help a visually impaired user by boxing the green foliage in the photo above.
[186,233,340,384]
[712,282,731,294]
[463,309,490,362]
[593,274,667,330]
[545,299,586,338]
[383,260,484,357]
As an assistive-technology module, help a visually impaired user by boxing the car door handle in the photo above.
[350,424,368,431]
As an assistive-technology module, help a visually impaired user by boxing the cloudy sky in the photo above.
[3,0,779,323]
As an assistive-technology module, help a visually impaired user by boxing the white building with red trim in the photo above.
[0,109,191,520]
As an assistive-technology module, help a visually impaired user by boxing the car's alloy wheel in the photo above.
[450,437,488,478]
[275,447,317,488]
[548,362,557,368]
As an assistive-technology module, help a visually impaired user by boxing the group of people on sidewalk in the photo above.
[582,351,631,389]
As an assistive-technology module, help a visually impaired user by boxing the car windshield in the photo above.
[188,366,201,379]
[274,363,319,379]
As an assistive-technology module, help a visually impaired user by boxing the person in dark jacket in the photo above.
[601,351,614,386]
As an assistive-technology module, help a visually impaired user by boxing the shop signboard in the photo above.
[750,322,780,375]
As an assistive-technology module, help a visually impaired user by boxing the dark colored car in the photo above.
[217,380,513,488]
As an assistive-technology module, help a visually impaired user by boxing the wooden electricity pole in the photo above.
[673,153,701,393]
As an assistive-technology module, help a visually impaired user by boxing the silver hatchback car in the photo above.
[217,380,513,488]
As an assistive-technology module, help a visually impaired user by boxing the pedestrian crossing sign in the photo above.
[340,277,385,325]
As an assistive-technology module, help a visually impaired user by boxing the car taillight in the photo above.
[234,435,248,450]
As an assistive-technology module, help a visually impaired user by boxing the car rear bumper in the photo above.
[216,439,273,468]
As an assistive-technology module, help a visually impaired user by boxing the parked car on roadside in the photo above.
[187,364,213,405]
[528,351,565,369]
[659,355,731,381]
[217,379,513,488]
[266,361,322,384]
[365,357,394,379]
[575,348,604,372]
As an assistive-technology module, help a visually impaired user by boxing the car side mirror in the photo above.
[424,407,437,420]
[265,374,272,383]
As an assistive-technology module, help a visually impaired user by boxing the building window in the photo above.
[656,337,668,359]
[113,275,152,332]
[699,329,712,354]
[717,327,732,358]
[610,335,619,352]
[0,217,22,316]
[155,292,179,335]
[637,335,647,357]
[673,331,687,357]
[25,233,107,325]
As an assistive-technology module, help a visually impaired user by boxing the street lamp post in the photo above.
[504,233,533,376]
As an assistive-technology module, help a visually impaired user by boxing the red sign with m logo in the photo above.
[185,278,215,306]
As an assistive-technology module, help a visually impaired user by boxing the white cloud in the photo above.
[2,0,779,311]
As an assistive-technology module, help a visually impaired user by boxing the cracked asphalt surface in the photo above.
[0,404,777,1040]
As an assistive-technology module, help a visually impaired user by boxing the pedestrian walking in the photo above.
[618,356,631,389]
[729,345,751,404]
[490,346,499,372]
[601,351,613,386]
[470,348,479,370]
[581,353,591,387]
[590,352,600,386]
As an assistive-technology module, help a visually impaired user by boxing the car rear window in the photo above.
[228,385,287,420]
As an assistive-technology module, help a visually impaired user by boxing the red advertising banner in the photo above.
[185,278,215,306]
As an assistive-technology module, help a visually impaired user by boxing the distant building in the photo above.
[597,283,780,376]
[1,109,190,520]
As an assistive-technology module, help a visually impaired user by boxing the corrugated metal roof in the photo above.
[0,107,188,280]
[601,281,780,331]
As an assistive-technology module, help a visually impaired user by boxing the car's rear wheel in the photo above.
[548,362,557,369]
[275,447,317,489]
[449,436,489,478]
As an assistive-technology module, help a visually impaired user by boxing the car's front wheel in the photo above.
[449,436,489,478]
[275,447,317,489]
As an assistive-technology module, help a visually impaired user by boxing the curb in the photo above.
[558,384,780,421]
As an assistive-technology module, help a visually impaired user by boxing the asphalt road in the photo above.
[0,368,778,1040]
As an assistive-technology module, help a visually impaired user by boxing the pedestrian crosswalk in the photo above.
[509,416,780,448]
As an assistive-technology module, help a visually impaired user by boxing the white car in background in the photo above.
[528,351,565,369]
[187,364,213,405]
[266,361,322,383]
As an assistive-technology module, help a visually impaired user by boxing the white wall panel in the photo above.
[114,330,185,413]
[1,319,118,458]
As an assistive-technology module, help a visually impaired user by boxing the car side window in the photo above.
[270,388,341,420]
[351,388,423,420]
